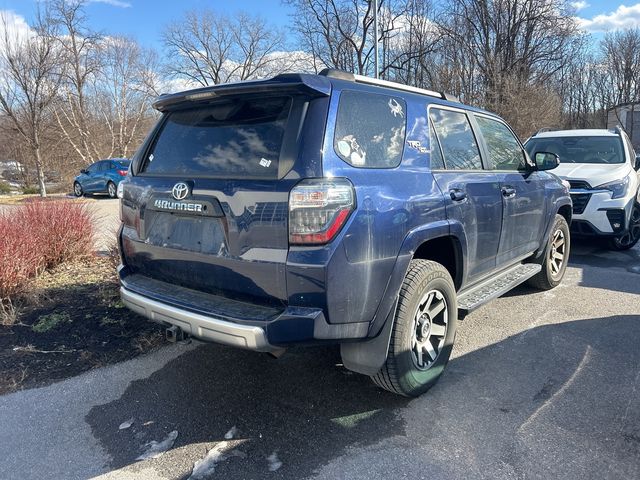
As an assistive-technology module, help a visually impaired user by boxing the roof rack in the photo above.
[319,68,459,102]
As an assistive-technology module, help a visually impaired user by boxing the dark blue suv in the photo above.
[118,70,571,397]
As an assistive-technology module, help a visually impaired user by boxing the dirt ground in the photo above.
[0,256,164,395]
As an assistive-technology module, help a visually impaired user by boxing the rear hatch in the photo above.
[120,79,329,308]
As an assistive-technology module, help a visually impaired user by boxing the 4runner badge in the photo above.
[172,182,189,200]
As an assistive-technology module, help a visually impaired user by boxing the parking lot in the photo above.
[0,201,638,480]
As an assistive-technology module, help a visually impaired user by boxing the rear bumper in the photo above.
[121,287,276,351]
[119,266,370,349]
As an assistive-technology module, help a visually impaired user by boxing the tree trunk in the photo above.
[34,146,47,198]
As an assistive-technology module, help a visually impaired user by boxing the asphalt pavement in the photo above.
[0,223,638,479]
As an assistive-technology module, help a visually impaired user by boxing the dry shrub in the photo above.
[0,200,95,320]
[22,200,94,269]
[0,212,43,301]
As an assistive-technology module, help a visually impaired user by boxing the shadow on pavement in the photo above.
[87,313,640,479]
[86,344,407,479]
[569,238,640,295]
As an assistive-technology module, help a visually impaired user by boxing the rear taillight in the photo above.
[289,178,355,245]
[117,169,128,176]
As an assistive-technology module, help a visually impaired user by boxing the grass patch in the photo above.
[32,312,72,333]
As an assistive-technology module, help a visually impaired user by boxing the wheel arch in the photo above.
[340,223,464,376]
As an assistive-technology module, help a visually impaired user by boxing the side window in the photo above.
[429,123,445,169]
[429,108,482,170]
[476,116,526,171]
[87,163,99,174]
[100,162,110,172]
[334,91,406,168]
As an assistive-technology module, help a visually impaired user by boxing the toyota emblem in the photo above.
[171,182,189,200]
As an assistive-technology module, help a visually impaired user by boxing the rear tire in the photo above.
[371,260,457,397]
[107,181,117,199]
[73,182,83,197]
[608,202,640,251]
[528,214,570,290]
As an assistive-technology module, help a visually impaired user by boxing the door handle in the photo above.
[502,186,516,198]
[449,189,467,202]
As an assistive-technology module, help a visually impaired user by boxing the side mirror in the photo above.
[534,152,560,171]
[80,169,88,174]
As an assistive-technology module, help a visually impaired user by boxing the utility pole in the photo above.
[374,0,379,78]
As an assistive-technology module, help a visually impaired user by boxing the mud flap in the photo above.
[340,299,397,376]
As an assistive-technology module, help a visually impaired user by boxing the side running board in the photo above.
[457,263,541,313]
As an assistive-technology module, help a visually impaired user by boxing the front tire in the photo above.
[73,182,83,197]
[371,260,457,397]
[528,214,570,290]
[107,181,117,199]
[608,202,640,251]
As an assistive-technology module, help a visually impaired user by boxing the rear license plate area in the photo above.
[145,212,227,254]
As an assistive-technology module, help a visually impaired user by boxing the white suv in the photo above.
[525,128,640,250]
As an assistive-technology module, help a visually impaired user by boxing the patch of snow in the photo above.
[189,441,246,479]
[267,452,282,472]
[136,430,178,461]
[224,426,237,440]
[118,419,134,430]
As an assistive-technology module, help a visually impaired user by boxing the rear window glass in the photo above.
[334,91,406,168]
[524,136,625,164]
[141,96,292,178]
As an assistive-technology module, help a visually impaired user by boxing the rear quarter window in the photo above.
[140,96,292,178]
[334,90,406,168]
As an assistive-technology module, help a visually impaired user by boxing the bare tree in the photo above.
[602,28,640,105]
[0,9,65,197]
[438,0,580,112]
[50,0,102,164]
[382,0,441,84]
[162,10,293,86]
[92,36,158,158]
[600,28,640,140]
[285,0,412,77]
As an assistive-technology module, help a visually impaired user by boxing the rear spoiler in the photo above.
[153,73,332,112]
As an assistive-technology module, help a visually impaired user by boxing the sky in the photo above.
[0,0,639,50]
[0,0,296,49]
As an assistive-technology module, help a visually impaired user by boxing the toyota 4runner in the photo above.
[118,70,572,397]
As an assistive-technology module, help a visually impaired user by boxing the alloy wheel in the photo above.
[549,228,566,277]
[615,205,640,248]
[411,290,448,370]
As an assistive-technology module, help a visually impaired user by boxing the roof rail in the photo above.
[532,127,555,136]
[319,68,453,101]
[353,74,444,100]
[318,68,354,81]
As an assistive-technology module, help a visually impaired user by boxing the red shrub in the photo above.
[22,200,94,269]
[0,200,95,300]
[0,213,43,299]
